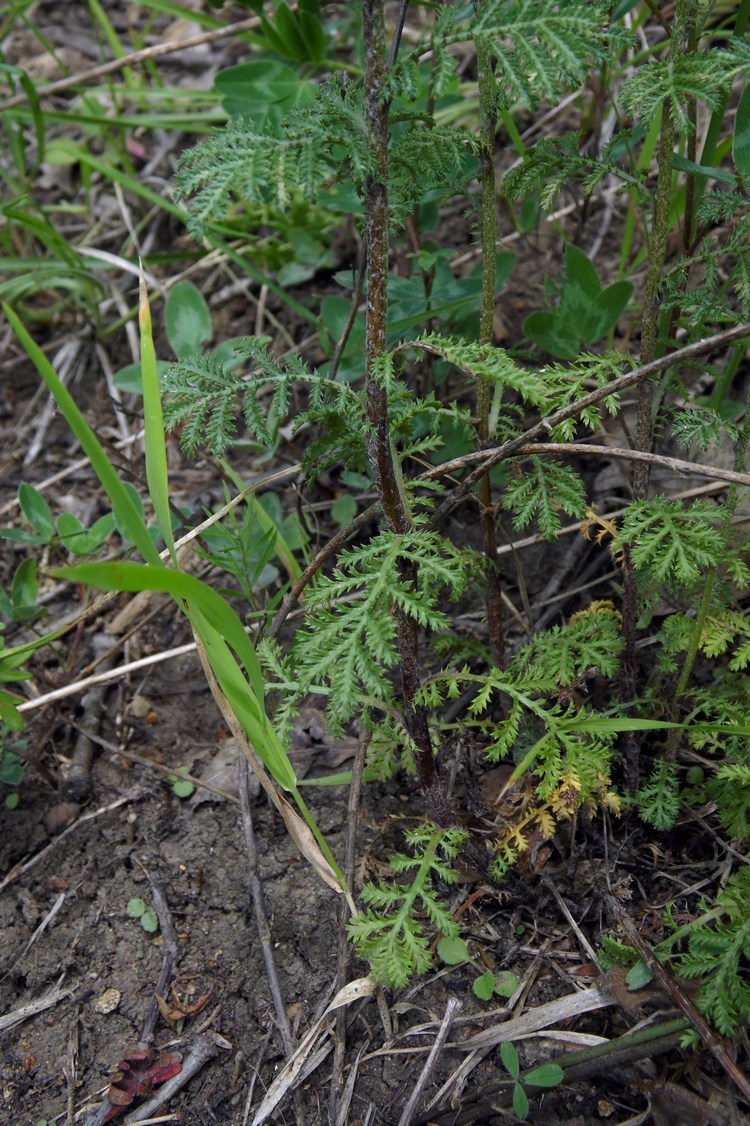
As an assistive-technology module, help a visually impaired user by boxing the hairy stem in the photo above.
[475,12,506,669]
[621,2,687,784]
[682,16,698,254]
[626,105,675,516]
[362,0,435,789]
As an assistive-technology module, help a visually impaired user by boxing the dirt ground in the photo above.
[2,3,750,1126]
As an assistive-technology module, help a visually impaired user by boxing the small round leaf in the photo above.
[493,970,520,998]
[626,960,654,990]
[473,971,496,1000]
[438,936,468,965]
[525,1062,564,1088]
[170,774,196,799]
[140,909,159,934]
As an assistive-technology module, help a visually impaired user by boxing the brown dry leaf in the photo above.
[189,738,254,808]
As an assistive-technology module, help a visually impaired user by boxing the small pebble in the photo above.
[94,988,122,1015]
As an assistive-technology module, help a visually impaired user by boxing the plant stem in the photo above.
[362,0,400,525]
[474,9,506,669]
[416,1017,690,1124]
[630,95,676,488]
[362,0,435,790]
[621,2,687,785]
[632,0,689,486]
[677,0,699,251]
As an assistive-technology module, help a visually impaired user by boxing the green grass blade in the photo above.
[2,302,161,566]
[135,0,224,29]
[561,717,683,734]
[17,69,45,163]
[189,611,345,883]
[50,560,266,705]
[49,560,302,796]
[87,0,132,77]
[189,607,296,790]
[139,271,176,562]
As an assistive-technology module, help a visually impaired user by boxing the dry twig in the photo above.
[0,17,265,111]
[509,441,750,491]
[238,756,306,1124]
[427,323,750,523]
[608,897,750,1105]
[398,997,461,1126]
[330,730,370,1123]
[123,1033,231,1124]
[138,877,180,1049]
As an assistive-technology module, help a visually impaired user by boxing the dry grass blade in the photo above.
[250,977,378,1126]
[398,997,461,1126]
[459,985,616,1051]
[0,979,73,1035]
[194,634,353,906]
[335,1042,368,1126]
[2,890,65,973]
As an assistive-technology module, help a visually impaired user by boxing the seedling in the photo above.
[0,559,43,624]
[126,897,159,935]
[168,770,196,799]
[499,1040,565,1121]
[474,969,519,1001]
[437,935,520,1000]
[0,733,26,810]
[195,489,306,599]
